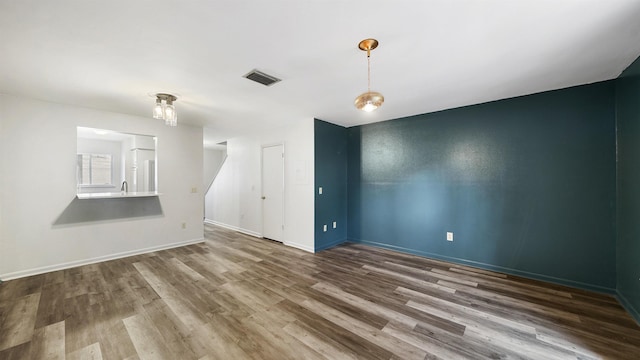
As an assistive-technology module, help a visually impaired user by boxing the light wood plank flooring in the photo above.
[1,224,639,359]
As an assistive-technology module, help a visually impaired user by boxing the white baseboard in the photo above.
[284,241,315,253]
[0,238,205,281]
[204,219,263,238]
[203,219,313,253]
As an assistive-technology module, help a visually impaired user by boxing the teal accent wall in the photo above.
[616,55,640,322]
[314,119,348,251]
[347,82,617,291]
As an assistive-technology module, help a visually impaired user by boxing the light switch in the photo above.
[319,187,323,195]
[333,221,337,229]
[323,224,327,232]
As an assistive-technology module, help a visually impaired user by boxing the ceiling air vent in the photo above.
[243,69,281,86]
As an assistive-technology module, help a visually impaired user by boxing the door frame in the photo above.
[261,142,285,240]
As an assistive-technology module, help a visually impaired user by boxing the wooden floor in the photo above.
[1,225,639,359]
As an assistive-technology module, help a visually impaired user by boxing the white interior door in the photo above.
[262,144,284,242]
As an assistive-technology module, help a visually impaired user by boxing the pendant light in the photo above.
[354,38,384,112]
[152,93,178,127]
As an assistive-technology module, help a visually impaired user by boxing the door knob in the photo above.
[261,196,266,199]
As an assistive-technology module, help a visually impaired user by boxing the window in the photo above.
[77,153,113,185]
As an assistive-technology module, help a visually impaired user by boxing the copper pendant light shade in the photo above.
[354,91,384,112]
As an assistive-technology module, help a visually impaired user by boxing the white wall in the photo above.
[0,94,204,279]
[205,118,314,252]
[203,148,225,190]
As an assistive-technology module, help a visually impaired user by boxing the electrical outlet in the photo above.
[182,222,187,229]
[333,221,337,229]
[191,187,198,193]
[323,224,327,232]
[447,232,453,241]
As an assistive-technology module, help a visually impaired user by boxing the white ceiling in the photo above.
[2,1,640,147]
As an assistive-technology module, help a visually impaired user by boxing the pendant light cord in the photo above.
[367,49,371,93]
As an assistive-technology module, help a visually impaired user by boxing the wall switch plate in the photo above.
[318,187,323,195]
[323,224,327,232]
[447,232,453,241]
[191,187,198,193]
[333,221,337,229]
[182,222,187,229]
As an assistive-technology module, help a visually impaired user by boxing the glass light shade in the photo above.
[354,91,384,112]
[153,100,164,119]
[164,104,175,125]
[164,104,177,126]
[166,112,177,127]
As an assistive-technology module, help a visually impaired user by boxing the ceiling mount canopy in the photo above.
[152,93,178,127]
[354,38,384,112]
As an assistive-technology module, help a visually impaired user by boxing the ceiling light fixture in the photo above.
[354,38,384,112]
[152,93,178,126]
